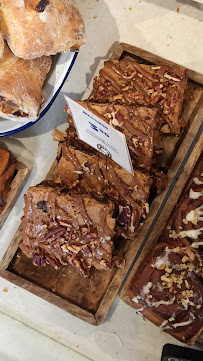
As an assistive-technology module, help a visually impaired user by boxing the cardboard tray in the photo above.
[0,42,202,325]
[120,133,203,342]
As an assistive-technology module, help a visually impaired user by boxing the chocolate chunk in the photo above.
[37,200,48,212]
[36,0,49,12]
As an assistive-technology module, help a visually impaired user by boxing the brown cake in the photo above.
[129,241,203,345]
[21,182,117,278]
[0,147,16,213]
[90,60,187,135]
[56,131,152,239]
[77,101,159,169]
[161,159,203,251]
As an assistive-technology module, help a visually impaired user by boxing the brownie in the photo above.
[77,101,160,170]
[90,60,187,135]
[0,147,16,213]
[21,183,116,278]
[161,159,203,252]
[56,138,152,239]
[129,241,203,345]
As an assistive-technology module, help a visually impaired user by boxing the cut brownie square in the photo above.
[90,60,187,135]
[21,182,116,278]
[56,138,152,238]
[0,147,16,213]
[77,101,159,169]
[161,159,203,252]
[129,240,203,345]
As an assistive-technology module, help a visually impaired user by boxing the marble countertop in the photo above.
[0,1,202,360]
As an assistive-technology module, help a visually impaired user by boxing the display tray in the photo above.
[0,42,202,326]
[0,161,28,229]
[120,133,203,343]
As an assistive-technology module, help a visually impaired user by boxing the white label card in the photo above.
[65,96,133,175]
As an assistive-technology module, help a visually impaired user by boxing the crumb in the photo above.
[2,288,7,292]
[77,345,79,348]
[199,19,202,22]
[93,16,97,19]
[73,332,77,335]
[129,8,132,10]
[177,7,179,13]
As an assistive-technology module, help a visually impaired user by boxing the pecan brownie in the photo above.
[77,101,159,169]
[56,135,152,239]
[129,241,203,345]
[90,60,187,135]
[21,182,116,278]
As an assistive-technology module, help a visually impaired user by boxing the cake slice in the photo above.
[21,182,116,278]
[129,241,203,345]
[161,160,203,251]
[90,60,187,135]
[0,147,16,213]
[56,136,152,238]
[77,101,159,169]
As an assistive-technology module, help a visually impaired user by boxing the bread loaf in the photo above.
[0,0,85,59]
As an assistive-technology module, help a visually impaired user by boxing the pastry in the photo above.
[77,101,159,169]
[0,146,16,213]
[129,241,203,345]
[90,60,187,135]
[0,0,85,59]
[0,42,51,121]
[21,182,116,278]
[161,159,203,251]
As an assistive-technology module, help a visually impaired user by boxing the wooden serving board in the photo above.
[120,134,203,342]
[0,43,202,326]
[0,161,29,229]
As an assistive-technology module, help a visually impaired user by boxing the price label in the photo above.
[65,96,133,175]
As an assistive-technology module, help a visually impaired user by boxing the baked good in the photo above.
[129,241,203,345]
[56,131,152,238]
[0,33,4,58]
[77,101,159,169]
[0,41,51,121]
[0,146,16,213]
[161,159,203,251]
[21,182,116,278]
[90,60,187,135]
[0,0,85,59]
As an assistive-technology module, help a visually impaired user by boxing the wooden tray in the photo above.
[0,161,28,229]
[120,134,203,341]
[0,42,202,326]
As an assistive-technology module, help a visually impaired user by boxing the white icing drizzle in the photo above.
[180,227,203,240]
[193,174,203,185]
[189,188,203,200]
[159,320,168,329]
[186,205,203,223]
[132,296,139,303]
[173,319,193,329]
[154,252,170,269]
[143,282,152,294]
[191,241,203,248]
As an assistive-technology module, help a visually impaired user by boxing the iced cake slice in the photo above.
[129,241,203,345]
[91,60,187,135]
[21,182,116,278]
[77,101,159,169]
[161,160,203,251]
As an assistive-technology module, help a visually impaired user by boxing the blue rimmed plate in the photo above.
[0,52,78,136]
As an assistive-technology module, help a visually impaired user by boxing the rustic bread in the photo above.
[0,0,85,59]
[0,41,51,121]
